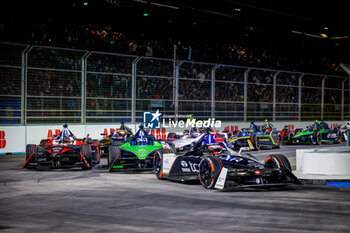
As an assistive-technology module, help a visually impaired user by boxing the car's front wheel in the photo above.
[153,151,163,179]
[198,156,223,189]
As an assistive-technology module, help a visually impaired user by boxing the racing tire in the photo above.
[282,131,293,145]
[199,156,223,189]
[153,151,163,179]
[250,134,260,150]
[273,137,282,149]
[81,144,93,170]
[108,146,120,169]
[91,140,100,164]
[264,154,292,171]
[112,140,123,146]
[24,144,37,169]
[312,131,321,145]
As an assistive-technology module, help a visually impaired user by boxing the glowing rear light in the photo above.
[254,170,261,175]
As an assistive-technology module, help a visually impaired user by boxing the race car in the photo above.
[336,121,350,142]
[286,120,341,145]
[99,122,134,157]
[167,127,205,150]
[23,124,100,170]
[108,125,163,171]
[279,125,303,144]
[154,133,302,190]
[227,121,281,150]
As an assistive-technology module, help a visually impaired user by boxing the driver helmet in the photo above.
[137,137,148,146]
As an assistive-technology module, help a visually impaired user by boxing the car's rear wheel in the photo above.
[91,139,100,164]
[81,144,92,170]
[199,156,223,189]
[24,144,37,169]
[273,137,282,149]
[108,146,120,169]
[264,154,291,171]
[282,130,293,144]
[312,131,321,145]
[250,134,260,150]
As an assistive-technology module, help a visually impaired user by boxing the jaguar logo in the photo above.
[181,161,188,167]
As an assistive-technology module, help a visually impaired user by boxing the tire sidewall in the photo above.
[199,156,222,189]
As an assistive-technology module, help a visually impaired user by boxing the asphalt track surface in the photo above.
[0,143,349,233]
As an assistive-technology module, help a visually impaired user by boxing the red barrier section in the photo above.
[156,128,161,140]
[55,129,61,136]
[0,131,6,149]
[103,128,108,138]
[150,129,155,135]
[231,126,234,132]
[235,125,238,131]
[291,124,294,131]
[47,129,53,142]
[161,128,166,140]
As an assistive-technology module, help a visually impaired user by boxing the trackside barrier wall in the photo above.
[1,42,349,126]
[0,121,345,154]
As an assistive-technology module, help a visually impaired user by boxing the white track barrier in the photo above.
[296,146,350,175]
[0,121,345,154]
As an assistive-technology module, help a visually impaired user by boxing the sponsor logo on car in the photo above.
[188,161,199,172]
[327,133,337,139]
[180,160,199,173]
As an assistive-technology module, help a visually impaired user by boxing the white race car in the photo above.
[338,121,350,142]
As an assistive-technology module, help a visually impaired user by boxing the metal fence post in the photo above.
[243,68,251,122]
[272,71,280,121]
[298,74,304,121]
[21,45,31,125]
[321,76,328,120]
[23,46,33,125]
[341,78,346,121]
[174,61,183,121]
[81,51,91,124]
[211,64,220,119]
[132,57,142,123]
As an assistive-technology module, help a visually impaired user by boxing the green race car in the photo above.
[108,125,163,171]
[285,120,341,145]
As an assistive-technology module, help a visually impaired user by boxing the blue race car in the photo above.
[228,121,281,150]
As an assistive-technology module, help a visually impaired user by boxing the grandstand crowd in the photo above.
[0,22,345,76]
[0,21,346,111]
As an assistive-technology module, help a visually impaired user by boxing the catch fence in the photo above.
[0,42,349,125]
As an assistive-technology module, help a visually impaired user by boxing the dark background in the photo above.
[1,0,349,73]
